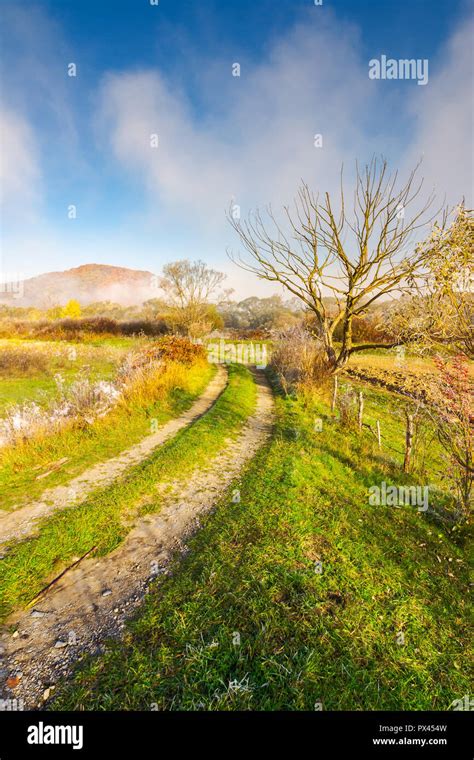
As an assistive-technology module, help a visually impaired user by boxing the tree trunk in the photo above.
[333,316,353,373]
[333,311,353,373]
[325,341,337,368]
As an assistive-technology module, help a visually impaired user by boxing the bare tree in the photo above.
[160,260,226,337]
[228,158,442,373]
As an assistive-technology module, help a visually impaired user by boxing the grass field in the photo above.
[51,370,471,711]
[0,364,256,620]
[0,336,471,712]
[0,338,132,412]
[0,339,214,511]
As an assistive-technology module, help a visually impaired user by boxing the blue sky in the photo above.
[1,0,472,297]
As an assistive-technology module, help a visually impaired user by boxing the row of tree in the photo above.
[2,158,472,356]
[0,293,306,336]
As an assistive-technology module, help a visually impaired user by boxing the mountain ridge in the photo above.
[0,264,160,307]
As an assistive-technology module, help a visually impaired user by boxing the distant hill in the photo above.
[0,264,160,307]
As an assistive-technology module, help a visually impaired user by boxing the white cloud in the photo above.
[97,9,473,284]
[1,7,472,299]
[0,107,41,214]
[0,5,78,148]
[97,15,376,226]
[404,16,474,207]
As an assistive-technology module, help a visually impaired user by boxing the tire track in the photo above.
[0,370,274,708]
[0,367,227,549]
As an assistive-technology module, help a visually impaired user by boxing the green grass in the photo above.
[0,358,214,513]
[0,339,126,412]
[335,378,447,489]
[0,376,58,411]
[53,375,470,711]
[0,364,256,621]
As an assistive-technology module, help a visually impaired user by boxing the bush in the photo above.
[336,386,359,429]
[228,328,271,340]
[270,326,329,393]
[0,317,168,340]
[41,317,120,336]
[0,338,207,449]
[0,347,49,375]
[116,320,168,337]
[429,355,473,518]
[0,376,121,447]
[124,336,207,374]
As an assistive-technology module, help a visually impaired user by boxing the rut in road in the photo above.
[0,370,274,708]
[0,367,227,549]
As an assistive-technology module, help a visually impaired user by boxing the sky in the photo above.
[0,0,473,298]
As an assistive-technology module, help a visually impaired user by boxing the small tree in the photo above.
[160,260,226,337]
[228,158,442,373]
[61,299,82,319]
[46,305,63,321]
[141,297,169,321]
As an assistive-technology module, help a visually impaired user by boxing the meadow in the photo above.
[0,336,213,512]
[0,330,471,711]
[53,366,470,711]
[0,338,129,412]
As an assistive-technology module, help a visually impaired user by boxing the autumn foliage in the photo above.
[127,336,207,370]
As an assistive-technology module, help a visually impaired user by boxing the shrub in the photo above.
[115,320,167,337]
[336,386,359,429]
[124,336,207,373]
[53,374,121,422]
[0,347,49,375]
[429,354,473,518]
[270,326,329,393]
[0,376,121,447]
[0,336,207,448]
[332,314,393,344]
[61,299,82,319]
[0,317,168,341]
[229,328,270,340]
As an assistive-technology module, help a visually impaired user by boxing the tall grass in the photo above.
[0,354,213,511]
[0,347,50,374]
[271,326,329,393]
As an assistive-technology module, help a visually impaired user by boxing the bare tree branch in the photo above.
[227,158,444,371]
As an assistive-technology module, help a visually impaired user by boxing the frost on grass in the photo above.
[0,337,204,448]
[0,374,121,447]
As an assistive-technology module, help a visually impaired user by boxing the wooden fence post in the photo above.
[358,391,364,431]
[376,420,381,450]
[404,412,414,472]
[331,375,338,412]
